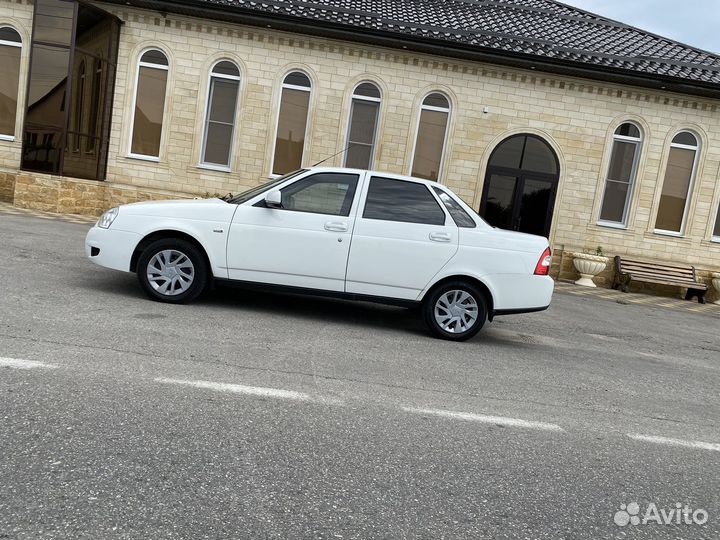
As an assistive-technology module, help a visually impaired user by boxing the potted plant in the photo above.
[572,246,609,288]
[712,273,720,305]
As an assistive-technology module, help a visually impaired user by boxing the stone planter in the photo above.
[572,253,609,288]
[712,273,720,305]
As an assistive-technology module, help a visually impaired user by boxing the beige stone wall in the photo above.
[12,171,194,216]
[2,0,720,275]
[0,171,16,202]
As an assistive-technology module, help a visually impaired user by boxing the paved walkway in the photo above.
[2,200,718,317]
[555,280,720,317]
[0,201,97,225]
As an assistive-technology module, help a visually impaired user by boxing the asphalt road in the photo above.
[1,212,718,539]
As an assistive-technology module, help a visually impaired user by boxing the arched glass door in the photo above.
[479,134,560,237]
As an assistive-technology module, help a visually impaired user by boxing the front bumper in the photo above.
[85,226,142,272]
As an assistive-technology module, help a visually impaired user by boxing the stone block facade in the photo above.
[1,0,720,290]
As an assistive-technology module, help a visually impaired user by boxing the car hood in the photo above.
[119,198,236,220]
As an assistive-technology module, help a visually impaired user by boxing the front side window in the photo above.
[363,177,445,225]
[0,26,22,139]
[411,93,450,181]
[272,71,311,175]
[432,187,476,228]
[655,131,699,234]
[598,123,642,225]
[279,172,359,216]
[201,60,240,168]
[345,82,381,169]
[130,49,168,159]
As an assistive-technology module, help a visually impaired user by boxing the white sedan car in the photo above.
[86,168,553,340]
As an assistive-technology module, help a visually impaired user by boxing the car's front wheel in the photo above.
[137,238,207,303]
[422,281,487,341]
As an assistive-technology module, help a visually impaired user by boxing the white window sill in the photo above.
[127,153,160,163]
[653,229,685,238]
[596,221,628,230]
[0,134,16,142]
[712,236,720,244]
[197,163,231,173]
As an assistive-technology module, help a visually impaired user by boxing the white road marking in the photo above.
[403,407,565,432]
[0,357,58,370]
[155,377,341,404]
[628,434,720,452]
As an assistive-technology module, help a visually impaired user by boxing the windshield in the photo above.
[225,170,306,204]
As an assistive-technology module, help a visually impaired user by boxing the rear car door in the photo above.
[345,176,459,300]
[226,171,363,291]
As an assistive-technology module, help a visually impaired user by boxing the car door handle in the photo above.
[429,232,452,242]
[324,221,348,232]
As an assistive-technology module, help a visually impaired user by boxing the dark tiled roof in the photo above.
[190,0,720,87]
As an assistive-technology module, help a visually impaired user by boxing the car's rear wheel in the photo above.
[137,238,207,303]
[422,281,487,341]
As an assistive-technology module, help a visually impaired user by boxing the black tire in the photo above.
[422,280,487,341]
[137,238,208,304]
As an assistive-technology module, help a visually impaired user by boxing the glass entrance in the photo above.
[479,135,559,238]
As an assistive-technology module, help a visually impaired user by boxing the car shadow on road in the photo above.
[77,272,431,338]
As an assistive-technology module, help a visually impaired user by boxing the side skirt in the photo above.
[212,278,420,308]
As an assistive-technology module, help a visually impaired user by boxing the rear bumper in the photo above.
[493,305,550,317]
[85,226,141,272]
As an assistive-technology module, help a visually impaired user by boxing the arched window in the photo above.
[130,49,169,160]
[200,60,240,169]
[598,123,642,226]
[272,71,311,175]
[345,82,381,169]
[0,26,22,139]
[655,131,700,235]
[73,60,85,151]
[411,92,450,181]
[479,134,559,237]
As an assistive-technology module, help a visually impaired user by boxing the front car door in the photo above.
[226,171,364,291]
[345,175,459,300]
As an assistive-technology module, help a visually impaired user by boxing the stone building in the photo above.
[1,0,719,288]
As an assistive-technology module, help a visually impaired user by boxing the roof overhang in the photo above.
[103,0,720,100]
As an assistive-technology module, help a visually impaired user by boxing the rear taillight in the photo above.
[534,247,552,276]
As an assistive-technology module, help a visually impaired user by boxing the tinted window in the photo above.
[280,173,359,216]
[432,187,476,228]
[0,28,22,137]
[363,177,445,225]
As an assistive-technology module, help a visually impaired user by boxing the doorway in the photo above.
[479,135,560,237]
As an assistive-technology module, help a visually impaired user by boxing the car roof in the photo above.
[306,167,443,189]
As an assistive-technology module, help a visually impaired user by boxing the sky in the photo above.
[559,0,720,54]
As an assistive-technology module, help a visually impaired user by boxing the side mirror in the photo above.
[265,190,283,208]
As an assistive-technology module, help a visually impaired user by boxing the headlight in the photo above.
[97,207,119,229]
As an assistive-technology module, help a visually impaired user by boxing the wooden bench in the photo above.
[613,256,708,303]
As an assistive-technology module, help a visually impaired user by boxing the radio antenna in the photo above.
[311,145,352,167]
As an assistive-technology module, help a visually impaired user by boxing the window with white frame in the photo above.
[655,131,700,235]
[0,26,22,139]
[272,71,311,175]
[345,82,381,169]
[129,49,169,159]
[411,92,450,181]
[713,204,720,241]
[200,60,240,169]
[598,123,642,226]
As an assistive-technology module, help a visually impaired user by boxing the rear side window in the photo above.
[432,187,476,228]
[363,177,445,225]
[278,172,359,216]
